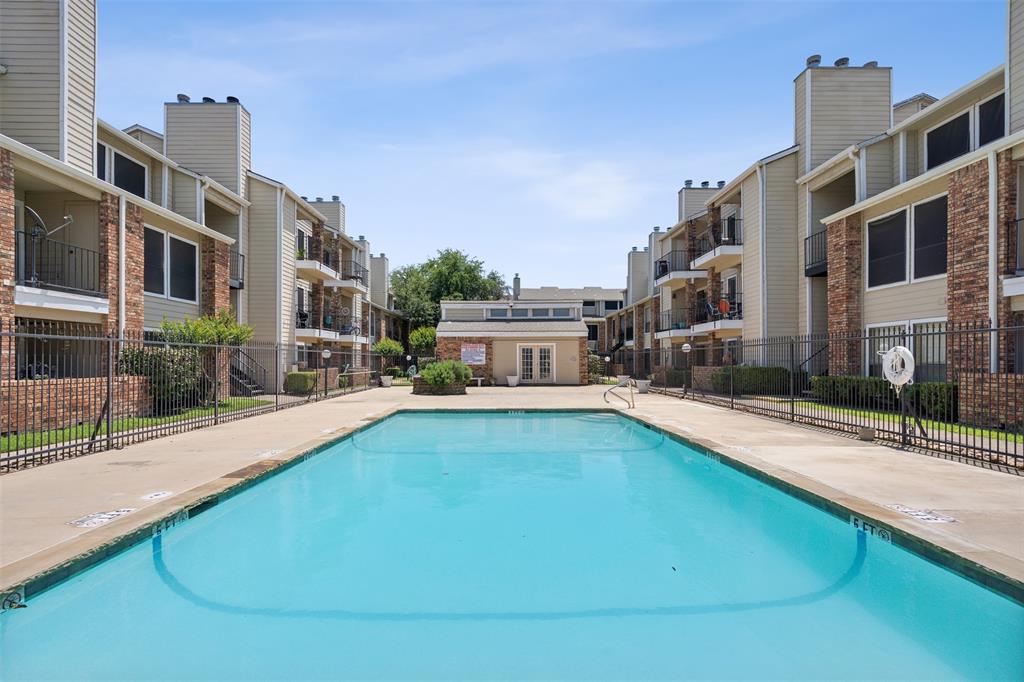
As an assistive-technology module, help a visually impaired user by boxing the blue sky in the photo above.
[98,0,1005,289]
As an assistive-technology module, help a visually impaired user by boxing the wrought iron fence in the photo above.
[804,230,828,276]
[0,321,380,473]
[340,259,369,282]
[695,217,743,258]
[229,247,245,288]
[15,230,103,296]
[654,249,697,279]
[606,323,1024,472]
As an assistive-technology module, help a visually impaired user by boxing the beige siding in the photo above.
[246,178,282,343]
[893,100,926,126]
[491,338,584,385]
[165,103,241,193]
[905,132,920,181]
[863,137,894,198]
[235,207,248,324]
[808,67,892,170]
[239,107,251,196]
[864,278,947,325]
[1012,0,1024,134]
[794,72,807,173]
[170,168,197,221]
[281,196,297,344]
[64,0,95,173]
[763,154,798,337]
[0,0,61,157]
[129,129,164,153]
[150,159,163,206]
[797,184,809,333]
[739,173,761,339]
[445,308,486,321]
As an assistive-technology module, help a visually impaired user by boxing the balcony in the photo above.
[1003,219,1024,299]
[229,247,245,289]
[654,310,699,341]
[692,218,743,270]
[654,250,708,288]
[326,259,370,295]
[804,231,827,277]
[692,292,743,337]
[295,248,340,282]
[15,231,103,297]
[295,311,369,344]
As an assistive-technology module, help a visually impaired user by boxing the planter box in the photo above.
[380,376,393,387]
[412,377,467,396]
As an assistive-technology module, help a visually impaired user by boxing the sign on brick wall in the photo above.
[461,343,486,365]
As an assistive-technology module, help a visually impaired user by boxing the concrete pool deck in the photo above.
[1,385,1022,600]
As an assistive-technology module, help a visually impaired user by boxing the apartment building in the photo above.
[0,0,404,390]
[511,274,622,350]
[367,249,408,347]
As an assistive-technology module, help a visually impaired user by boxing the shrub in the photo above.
[119,345,206,415]
[388,366,405,379]
[284,371,317,395]
[665,368,690,388]
[409,326,437,353]
[809,375,958,421]
[338,374,349,389]
[710,366,799,395]
[420,360,472,387]
[154,310,253,345]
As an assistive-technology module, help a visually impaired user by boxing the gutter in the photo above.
[118,196,126,337]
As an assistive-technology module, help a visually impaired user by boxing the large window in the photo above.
[912,196,948,279]
[925,112,970,170]
[113,152,146,199]
[867,320,946,381]
[96,143,107,180]
[867,210,907,288]
[143,227,198,303]
[978,93,1005,147]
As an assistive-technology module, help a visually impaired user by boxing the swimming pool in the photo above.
[1,411,1021,680]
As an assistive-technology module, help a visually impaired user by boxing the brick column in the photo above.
[98,194,120,335]
[0,149,15,379]
[310,221,323,264]
[123,203,145,333]
[578,337,589,384]
[200,236,231,318]
[310,281,324,331]
[826,214,862,375]
[997,151,1020,372]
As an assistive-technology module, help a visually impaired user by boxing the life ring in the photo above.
[878,346,915,392]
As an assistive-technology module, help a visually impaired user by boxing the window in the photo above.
[532,308,550,317]
[168,236,197,301]
[552,308,571,317]
[867,210,907,288]
[978,93,1005,147]
[296,232,308,258]
[511,308,529,318]
[488,308,508,318]
[925,112,970,170]
[583,300,595,308]
[143,227,198,303]
[643,307,650,333]
[867,320,946,381]
[587,324,599,341]
[112,152,146,199]
[96,143,107,180]
[605,300,622,311]
[867,324,906,377]
[144,228,165,295]
[913,196,948,279]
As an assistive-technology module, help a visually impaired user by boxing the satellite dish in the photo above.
[24,205,73,237]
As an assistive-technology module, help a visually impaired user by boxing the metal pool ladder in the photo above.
[604,375,635,409]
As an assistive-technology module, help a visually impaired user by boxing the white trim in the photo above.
[805,188,813,336]
[898,131,907,184]
[1006,0,1012,138]
[437,330,585,338]
[14,285,109,315]
[908,191,950,284]
[118,196,125,336]
[162,165,169,208]
[922,91,1004,173]
[864,207,910,291]
[887,66,1004,137]
[91,2,98,178]
[142,224,200,305]
[988,150,999,371]
[516,343,557,384]
[194,177,202,223]
[275,186,283,345]
[58,0,68,163]
[757,164,767,338]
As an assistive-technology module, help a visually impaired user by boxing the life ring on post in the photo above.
[878,346,915,395]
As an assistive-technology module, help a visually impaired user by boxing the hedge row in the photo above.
[809,375,957,421]
[710,366,803,396]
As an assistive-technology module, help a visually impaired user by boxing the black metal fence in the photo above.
[15,230,103,296]
[606,323,1024,472]
[0,321,381,473]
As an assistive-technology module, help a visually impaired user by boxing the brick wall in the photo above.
[947,158,990,326]
[578,337,589,385]
[958,372,1024,429]
[200,236,231,317]
[0,376,152,434]
[826,213,863,375]
[98,194,119,334]
[437,336,493,383]
[0,149,14,379]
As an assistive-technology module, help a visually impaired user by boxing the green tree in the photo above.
[391,249,506,327]
[371,337,404,373]
[408,326,437,354]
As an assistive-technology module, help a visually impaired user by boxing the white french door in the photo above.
[519,344,554,383]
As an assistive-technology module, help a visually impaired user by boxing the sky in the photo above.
[97,0,1005,290]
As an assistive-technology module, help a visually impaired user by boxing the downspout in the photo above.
[118,195,126,338]
[756,163,767,339]
[988,150,999,372]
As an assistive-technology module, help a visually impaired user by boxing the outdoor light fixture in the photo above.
[682,343,692,353]
[603,356,610,363]
[321,349,332,360]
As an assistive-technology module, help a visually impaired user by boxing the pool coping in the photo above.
[1,406,1021,610]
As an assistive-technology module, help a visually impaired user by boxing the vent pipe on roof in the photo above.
[226,96,240,103]
[717,180,726,188]
[834,57,849,67]
[331,195,339,201]
[513,273,521,300]
[700,181,710,188]
[315,196,323,202]
[863,60,878,68]
[653,226,660,232]
[202,96,215,103]
[632,246,638,252]
[806,54,821,68]
[176,93,190,103]
[684,179,693,188]
[301,196,308,201]
[358,235,365,241]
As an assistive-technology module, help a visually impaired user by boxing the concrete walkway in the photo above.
[2,385,1022,594]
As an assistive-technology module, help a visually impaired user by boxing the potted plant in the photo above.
[372,337,404,387]
[506,375,520,387]
[636,374,653,393]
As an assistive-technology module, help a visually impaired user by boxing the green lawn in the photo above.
[790,401,1023,444]
[1,398,272,453]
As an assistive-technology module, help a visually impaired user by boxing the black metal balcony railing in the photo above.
[229,247,245,289]
[655,310,692,332]
[296,310,368,337]
[340,260,369,282]
[15,230,104,296]
[804,230,828,277]
[693,292,743,325]
[694,218,744,259]
[1007,219,1024,275]
[654,249,696,279]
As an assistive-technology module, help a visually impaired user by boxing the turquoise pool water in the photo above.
[1,412,1022,680]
